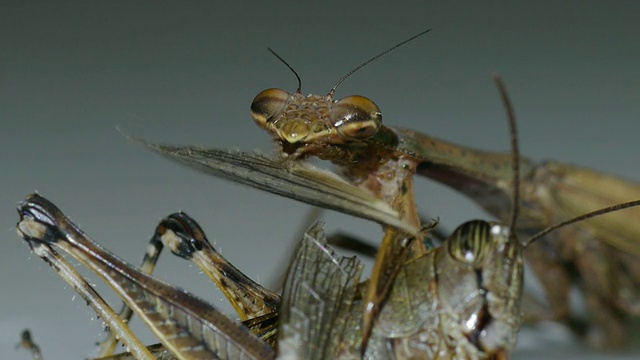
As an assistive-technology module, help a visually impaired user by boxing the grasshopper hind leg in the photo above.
[95,221,167,357]
[17,194,276,360]
[97,210,283,357]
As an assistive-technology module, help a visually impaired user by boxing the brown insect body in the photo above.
[15,28,639,356]
[17,110,639,359]
[391,125,640,347]
[251,73,640,347]
[15,125,528,359]
[251,86,430,350]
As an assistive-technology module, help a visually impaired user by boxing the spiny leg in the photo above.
[96,221,166,357]
[99,210,285,356]
[148,212,283,349]
[18,232,155,359]
[17,193,275,360]
[157,212,280,320]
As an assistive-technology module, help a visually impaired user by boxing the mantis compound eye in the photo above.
[447,220,492,267]
[331,95,382,139]
[250,88,290,128]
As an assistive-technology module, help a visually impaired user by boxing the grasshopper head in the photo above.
[443,220,524,357]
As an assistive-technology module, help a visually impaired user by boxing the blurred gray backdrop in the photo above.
[2,1,639,359]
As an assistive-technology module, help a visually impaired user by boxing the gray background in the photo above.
[2,1,639,359]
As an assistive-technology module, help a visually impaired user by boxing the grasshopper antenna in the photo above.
[494,75,520,236]
[328,29,432,97]
[524,199,640,247]
[267,47,302,94]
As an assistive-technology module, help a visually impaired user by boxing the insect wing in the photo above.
[540,162,640,257]
[140,140,417,234]
[277,221,364,359]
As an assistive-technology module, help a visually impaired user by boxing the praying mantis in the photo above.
[12,26,640,358]
[244,31,640,348]
[245,38,640,350]
[16,71,640,359]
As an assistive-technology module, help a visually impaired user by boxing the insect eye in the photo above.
[250,88,290,128]
[448,220,491,266]
[331,95,382,139]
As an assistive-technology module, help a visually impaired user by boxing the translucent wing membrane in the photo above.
[139,141,417,234]
[278,222,364,359]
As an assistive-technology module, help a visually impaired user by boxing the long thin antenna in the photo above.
[267,47,302,93]
[524,199,640,247]
[494,76,520,235]
[328,29,432,97]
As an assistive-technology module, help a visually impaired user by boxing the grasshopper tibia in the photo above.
[17,193,275,360]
